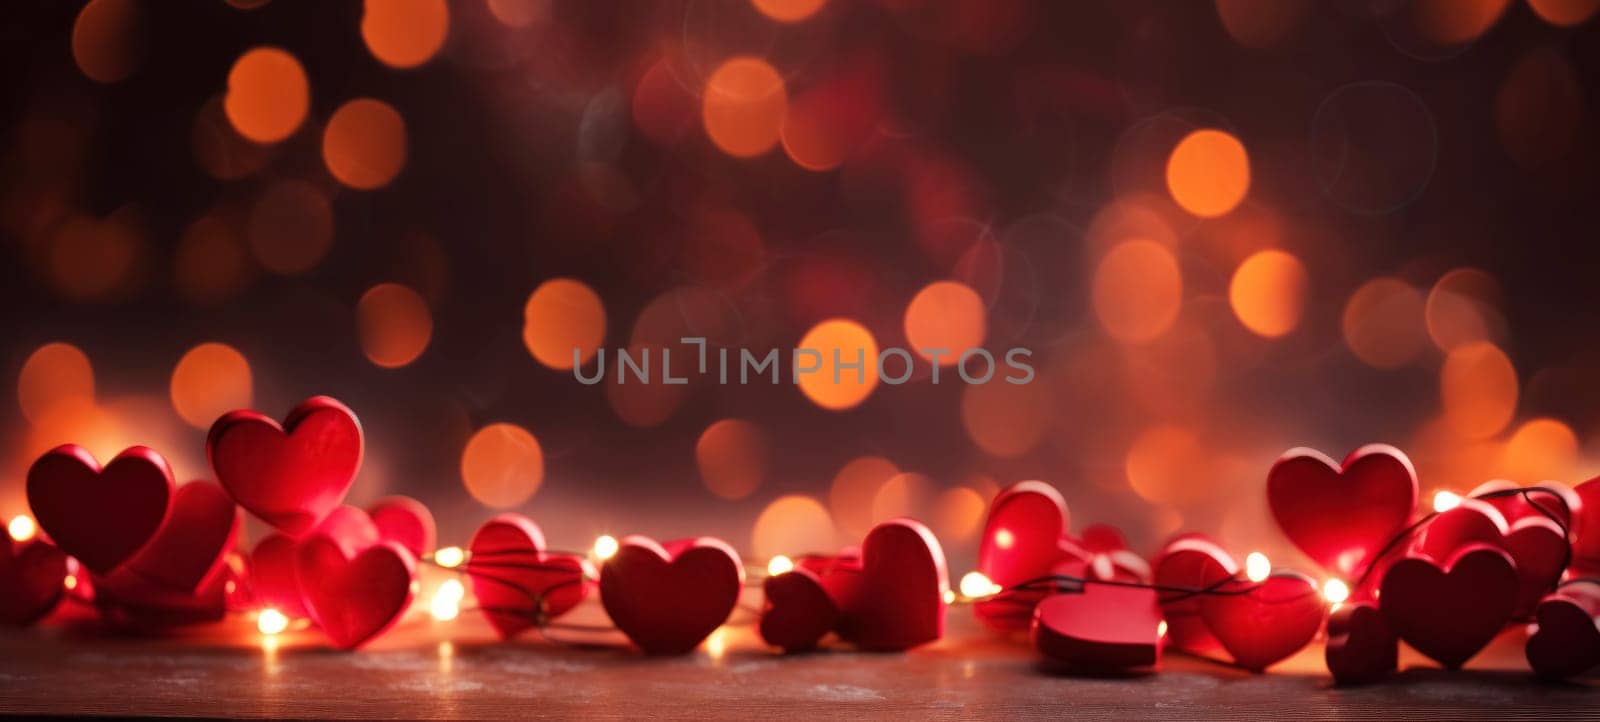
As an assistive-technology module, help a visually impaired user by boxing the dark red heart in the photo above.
[1200,571,1325,671]
[1325,601,1397,685]
[1379,544,1517,669]
[312,504,380,548]
[1411,499,1566,619]
[759,567,839,652]
[295,535,416,649]
[1569,475,1600,573]
[1152,534,1238,655]
[976,481,1080,630]
[208,396,364,536]
[1526,585,1600,679]
[467,513,591,640]
[369,496,435,559]
[92,564,228,629]
[0,536,69,626]
[599,536,743,655]
[26,444,174,574]
[1032,584,1161,671]
[1411,499,1508,562]
[250,532,307,618]
[118,481,239,594]
[1267,444,1417,579]
[834,518,948,651]
[1470,479,1579,530]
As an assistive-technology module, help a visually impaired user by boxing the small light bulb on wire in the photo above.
[1322,578,1350,605]
[257,609,288,636]
[1433,490,1462,513]
[8,515,36,542]
[959,571,1001,599]
[593,535,619,561]
[430,579,464,622]
[434,546,465,568]
[767,555,794,576]
[1245,552,1271,583]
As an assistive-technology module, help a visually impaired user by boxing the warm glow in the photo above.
[705,626,729,660]
[169,342,254,429]
[829,456,899,541]
[1245,552,1270,583]
[1322,578,1351,605]
[430,579,464,621]
[72,0,143,84]
[64,575,78,591]
[357,283,433,368]
[460,423,545,508]
[961,377,1052,459]
[224,47,309,143]
[751,0,827,23]
[767,555,794,576]
[959,571,1001,599]
[702,57,788,158]
[18,342,94,426]
[1092,240,1183,344]
[361,0,450,69]
[257,609,289,636]
[176,214,251,305]
[696,419,770,500]
[593,535,619,561]
[248,180,333,275]
[434,546,465,568]
[994,528,1015,550]
[932,486,989,543]
[1440,341,1517,439]
[1433,490,1462,513]
[1166,129,1251,218]
[1528,0,1600,26]
[1412,0,1510,45]
[1425,268,1501,351]
[323,98,408,190]
[871,472,935,524]
[752,495,836,560]
[1229,250,1308,337]
[8,515,37,542]
[1125,425,1211,505]
[48,214,141,302]
[796,319,880,411]
[1500,418,1580,482]
[522,279,607,370]
[904,281,987,364]
[1342,277,1427,368]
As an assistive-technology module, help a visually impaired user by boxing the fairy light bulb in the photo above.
[593,535,619,561]
[959,571,1001,599]
[430,579,464,622]
[8,515,36,542]
[434,546,465,568]
[767,555,794,576]
[1245,552,1271,583]
[1157,620,1168,638]
[1433,490,1462,513]
[1322,578,1350,605]
[257,609,289,636]
[63,574,78,591]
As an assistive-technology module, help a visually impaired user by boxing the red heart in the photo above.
[1570,475,1600,573]
[1379,544,1517,669]
[1470,479,1579,530]
[1267,444,1417,579]
[759,567,840,652]
[976,481,1081,630]
[835,519,948,651]
[117,481,239,594]
[295,535,416,649]
[369,496,435,559]
[0,536,69,626]
[208,396,364,536]
[1032,584,1161,671]
[249,533,307,618]
[467,513,591,640]
[1412,499,1567,618]
[26,444,174,574]
[1152,534,1238,655]
[599,536,743,654]
[1526,585,1600,679]
[92,565,229,629]
[313,505,381,548]
[1411,499,1508,563]
[1324,601,1397,685]
[1200,571,1324,671]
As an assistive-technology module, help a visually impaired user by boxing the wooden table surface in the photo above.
[1,596,1594,720]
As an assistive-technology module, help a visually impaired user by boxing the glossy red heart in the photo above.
[250,533,307,618]
[26,444,174,574]
[1267,444,1417,579]
[208,396,364,536]
[599,536,743,655]
[1470,479,1579,530]
[1379,544,1517,669]
[0,536,69,626]
[976,481,1080,630]
[467,513,591,640]
[835,518,948,651]
[1324,601,1397,685]
[313,505,380,548]
[760,567,839,652]
[118,481,239,594]
[1032,584,1161,671]
[1411,499,1508,563]
[1152,534,1238,655]
[295,535,416,649]
[1526,585,1600,679]
[1200,571,1324,671]
[1412,499,1566,618]
[369,496,435,558]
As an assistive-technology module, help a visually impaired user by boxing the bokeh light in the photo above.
[751,495,835,559]
[904,281,987,364]
[323,99,408,190]
[71,0,144,84]
[695,419,770,500]
[49,214,141,302]
[461,423,545,508]
[1425,268,1502,352]
[18,343,95,426]
[960,376,1051,458]
[175,214,251,305]
[751,0,826,23]
[247,180,334,275]
[522,279,606,370]
[1342,277,1427,368]
[224,47,309,143]
[702,57,788,158]
[871,471,936,523]
[361,0,450,69]
[796,319,879,411]
[1440,341,1518,439]
[1125,425,1212,505]
[1165,129,1250,218]
[1092,240,1183,344]
[356,283,433,369]
[1214,0,1309,48]
[487,0,548,28]
[1527,0,1600,26]
[1228,250,1308,338]
[933,486,987,543]
[170,342,253,430]
[830,456,900,541]
[1499,417,1578,482]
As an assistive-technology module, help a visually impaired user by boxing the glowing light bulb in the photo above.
[705,626,728,660]
[593,535,619,561]
[767,555,794,576]
[959,571,1001,599]
[1245,552,1270,583]
[430,580,463,622]
[63,575,78,591]
[1158,620,1168,638]
[434,546,465,568]
[257,609,288,636]
[994,529,1015,550]
[8,515,36,542]
[1322,578,1350,605]
[1433,490,1462,513]
[943,589,956,604]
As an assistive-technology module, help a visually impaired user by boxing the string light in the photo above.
[430,579,464,621]
[63,575,78,591]
[1322,578,1350,605]
[593,535,619,561]
[767,555,794,576]
[1245,552,1271,583]
[959,571,1002,599]
[943,589,956,604]
[257,609,288,636]
[8,515,36,542]
[1157,620,1168,638]
[434,545,465,568]
[1433,490,1462,513]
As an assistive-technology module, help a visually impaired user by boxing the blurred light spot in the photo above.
[362,0,450,69]
[430,579,463,621]
[904,281,986,364]
[796,319,879,410]
[1322,578,1350,604]
[1425,268,1502,351]
[1500,418,1578,482]
[1528,0,1600,25]
[170,342,253,429]
[1125,425,1211,505]
[702,57,787,158]
[19,343,94,426]
[752,495,835,560]
[871,471,935,523]
[257,608,288,635]
[1228,250,1308,337]
[1342,278,1426,368]
[593,534,618,561]
[487,0,548,27]
[830,456,899,541]
[1412,0,1509,45]
[1214,0,1309,48]
[696,419,770,500]
[50,214,141,302]
[72,0,144,84]
[192,95,272,181]
[357,283,433,368]
[434,546,465,568]
[175,214,250,305]
[959,571,1001,599]
[767,555,794,576]
[961,376,1050,458]
[9,515,37,542]
[751,0,826,22]
[323,99,408,190]
[933,486,987,543]
[1495,46,1582,168]
[1440,341,1517,439]
[1245,552,1270,582]
[461,423,544,508]
[225,47,309,143]
[1432,490,1462,513]
[705,626,728,660]
[1092,240,1182,344]
[523,279,606,370]
[1166,129,1250,218]
[248,180,333,275]
[605,343,687,427]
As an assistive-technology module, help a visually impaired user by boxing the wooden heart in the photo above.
[467,513,591,640]
[1378,544,1517,669]
[295,535,416,650]
[1199,571,1324,671]
[1526,585,1600,680]
[26,444,173,574]
[1032,584,1161,671]
[249,533,307,618]
[1267,444,1417,578]
[834,519,948,651]
[0,536,69,626]
[975,481,1080,630]
[760,567,840,652]
[118,481,239,594]
[1152,534,1238,655]
[1324,601,1397,685]
[368,496,435,559]
[208,396,364,536]
[599,536,743,655]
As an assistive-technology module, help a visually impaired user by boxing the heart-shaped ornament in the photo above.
[834,518,948,651]
[92,564,229,629]
[1379,544,1518,669]
[250,533,307,618]
[1470,479,1579,530]
[26,444,174,574]
[369,496,435,559]
[599,536,743,655]
[467,513,591,639]
[760,567,840,652]
[1411,499,1508,563]
[1152,534,1238,655]
[1200,571,1325,671]
[1526,585,1600,679]
[1032,584,1162,671]
[1569,475,1600,574]
[976,481,1080,630]
[295,535,416,649]
[0,536,69,626]
[1324,601,1397,685]
[1267,444,1417,579]
[1411,499,1567,619]
[208,396,364,536]
[118,481,239,594]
